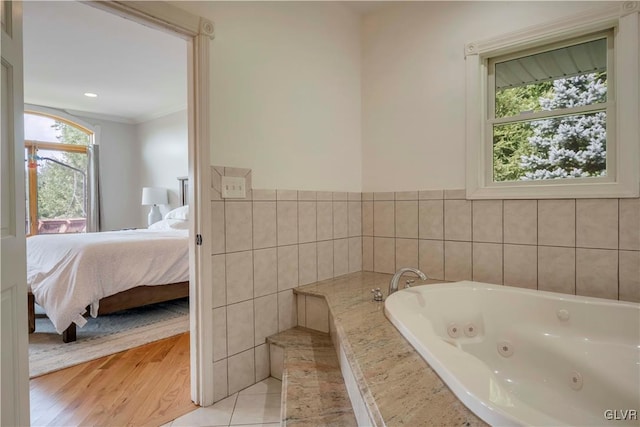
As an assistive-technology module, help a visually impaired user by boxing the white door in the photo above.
[1,0,30,426]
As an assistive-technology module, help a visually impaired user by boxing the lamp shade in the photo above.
[141,187,168,206]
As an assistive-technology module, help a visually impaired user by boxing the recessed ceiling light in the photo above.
[84,92,98,98]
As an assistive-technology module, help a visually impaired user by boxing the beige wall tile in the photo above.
[396,201,418,238]
[254,294,278,346]
[296,295,306,327]
[277,290,297,331]
[348,237,362,274]
[444,200,472,241]
[504,200,537,245]
[619,250,640,302]
[254,344,270,383]
[362,201,373,236]
[317,240,334,281]
[444,241,472,281]
[419,190,444,200]
[374,237,396,274]
[503,244,537,289]
[211,167,223,200]
[538,200,575,247]
[227,300,254,356]
[362,192,374,201]
[419,200,444,240]
[306,296,329,333]
[298,191,317,201]
[333,201,348,239]
[444,189,466,199]
[374,201,395,238]
[269,345,283,381]
[253,248,277,298]
[213,359,228,402]
[333,192,348,201]
[374,192,395,201]
[348,192,362,201]
[277,201,298,246]
[334,238,349,277]
[252,189,276,201]
[276,190,297,201]
[298,201,317,243]
[252,202,277,250]
[395,191,418,200]
[576,199,618,249]
[619,199,640,250]
[472,200,503,243]
[396,238,419,269]
[211,201,225,255]
[213,307,227,362]
[473,243,503,285]
[316,191,333,201]
[298,242,318,286]
[225,202,253,253]
[576,248,618,299]
[226,251,254,304]
[348,201,362,237]
[277,245,298,291]
[419,240,444,280]
[212,254,226,308]
[317,201,333,241]
[228,349,255,395]
[363,236,374,271]
[538,246,575,295]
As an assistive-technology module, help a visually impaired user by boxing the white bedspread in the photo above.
[27,228,189,334]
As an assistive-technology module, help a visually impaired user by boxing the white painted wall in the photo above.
[67,113,141,231]
[362,1,614,192]
[177,1,362,192]
[136,109,188,226]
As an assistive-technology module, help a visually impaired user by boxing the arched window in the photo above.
[24,111,93,235]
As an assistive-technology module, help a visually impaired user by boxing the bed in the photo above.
[27,187,190,343]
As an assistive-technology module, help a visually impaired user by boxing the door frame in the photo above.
[86,1,214,405]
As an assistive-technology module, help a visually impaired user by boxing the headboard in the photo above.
[177,176,188,207]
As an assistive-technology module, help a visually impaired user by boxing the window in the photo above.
[24,112,92,235]
[465,3,639,199]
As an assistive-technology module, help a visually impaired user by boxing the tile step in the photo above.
[267,327,357,426]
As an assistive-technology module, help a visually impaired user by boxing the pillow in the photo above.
[165,205,189,221]
[148,218,189,231]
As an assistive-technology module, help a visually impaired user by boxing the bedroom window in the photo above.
[24,112,92,236]
[465,3,639,199]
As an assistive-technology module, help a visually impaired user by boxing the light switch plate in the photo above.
[221,176,246,199]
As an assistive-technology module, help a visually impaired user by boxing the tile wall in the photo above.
[210,167,362,402]
[363,189,640,303]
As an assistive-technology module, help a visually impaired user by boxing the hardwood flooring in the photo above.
[30,332,196,427]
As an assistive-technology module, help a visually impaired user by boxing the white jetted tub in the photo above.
[384,281,640,426]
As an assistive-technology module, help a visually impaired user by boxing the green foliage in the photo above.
[36,122,88,219]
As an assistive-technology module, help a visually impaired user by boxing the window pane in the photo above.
[36,149,87,233]
[24,113,89,145]
[495,38,607,119]
[493,111,606,182]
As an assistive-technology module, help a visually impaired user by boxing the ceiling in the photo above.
[23,1,187,124]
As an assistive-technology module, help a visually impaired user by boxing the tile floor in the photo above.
[164,377,282,427]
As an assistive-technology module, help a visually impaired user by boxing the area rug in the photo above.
[29,298,189,378]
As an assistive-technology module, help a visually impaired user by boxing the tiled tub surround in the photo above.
[294,272,486,426]
[363,191,640,303]
[210,167,363,402]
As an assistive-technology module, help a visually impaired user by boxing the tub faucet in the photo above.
[389,267,427,296]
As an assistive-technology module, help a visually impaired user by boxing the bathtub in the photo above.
[384,281,640,426]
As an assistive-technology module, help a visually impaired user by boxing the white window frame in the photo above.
[465,2,639,199]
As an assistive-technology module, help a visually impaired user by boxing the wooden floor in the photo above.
[30,332,196,427]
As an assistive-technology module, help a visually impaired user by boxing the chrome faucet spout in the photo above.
[388,267,427,296]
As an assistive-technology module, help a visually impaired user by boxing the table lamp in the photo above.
[141,187,168,226]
